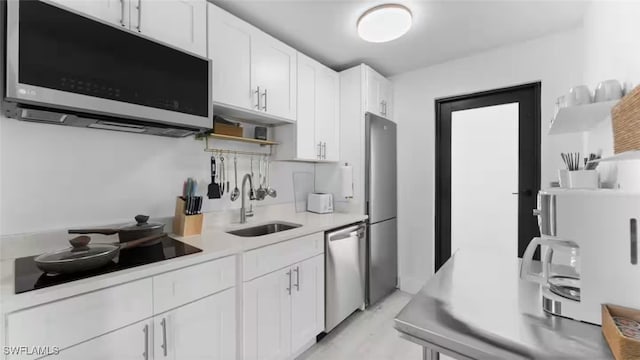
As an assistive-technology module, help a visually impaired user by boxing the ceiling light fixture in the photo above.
[357,4,413,43]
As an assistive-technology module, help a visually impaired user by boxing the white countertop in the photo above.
[0,204,367,313]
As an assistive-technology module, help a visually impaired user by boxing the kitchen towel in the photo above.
[340,164,354,199]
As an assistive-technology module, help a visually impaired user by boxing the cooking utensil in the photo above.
[256,156,267,200]
[266,157,277,198]
[68,215,164,244]
[34,233,167,274]
[231,154,240,201]
[561,152,581,171]
[249,156,256,200]
[226,155,230,196]
[220,155,225,196]
[208,155,221,199]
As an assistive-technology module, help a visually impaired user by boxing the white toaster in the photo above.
[307,193,334,214]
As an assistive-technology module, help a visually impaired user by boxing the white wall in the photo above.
[0,116,313,235]
[391,28,585,293]
[582,1,640,190]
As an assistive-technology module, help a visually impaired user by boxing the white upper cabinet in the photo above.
[275,52,339,162]
[251,33,297,121]
[209,4,253,111]
[315,65,340,161]
[49,0,207,56]
[295,54,319,160]
[208,3,297,123]
[48,0,127,27]
[365,65,393,120]
[135,0,207,56]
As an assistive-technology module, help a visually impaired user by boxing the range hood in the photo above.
[3,0,212,138]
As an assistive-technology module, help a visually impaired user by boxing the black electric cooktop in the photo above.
[14,236,202,294]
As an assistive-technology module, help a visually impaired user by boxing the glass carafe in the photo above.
[520,237,581,301]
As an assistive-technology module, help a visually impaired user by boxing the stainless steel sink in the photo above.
[227,222,302,237]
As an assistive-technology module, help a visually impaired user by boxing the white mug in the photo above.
[566,85,592,107]
[594,79,623,102]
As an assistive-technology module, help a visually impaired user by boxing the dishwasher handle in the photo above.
[328,224,365,241]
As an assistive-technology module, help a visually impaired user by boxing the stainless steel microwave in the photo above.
[2,0,212,137]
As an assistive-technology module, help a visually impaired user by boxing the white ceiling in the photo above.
[210,0,587,76]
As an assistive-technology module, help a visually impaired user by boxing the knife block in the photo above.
[173,197,203,237]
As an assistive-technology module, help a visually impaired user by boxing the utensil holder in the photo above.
[173,197,203,237]
[558,169,570,188]
[567,170,599,189]
[602,304,640,360]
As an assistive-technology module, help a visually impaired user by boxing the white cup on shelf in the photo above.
[565,85,592,107]
[594,80,623,102]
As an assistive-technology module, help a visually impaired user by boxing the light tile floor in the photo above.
[297,291,423,360]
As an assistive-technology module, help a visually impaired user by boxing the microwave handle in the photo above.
[136,0,142,32]
[119,0,126,27]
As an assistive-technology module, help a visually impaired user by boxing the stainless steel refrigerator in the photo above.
[365,113,398,306]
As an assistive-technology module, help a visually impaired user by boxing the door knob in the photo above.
[512,190,533,196]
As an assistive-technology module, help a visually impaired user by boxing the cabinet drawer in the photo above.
[243,233,324,281]
[153,256,236,314]
[6,279,152,359]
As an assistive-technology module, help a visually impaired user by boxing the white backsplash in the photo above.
[0,116,314,236]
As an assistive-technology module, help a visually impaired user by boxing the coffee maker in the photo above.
[521,188,640,325]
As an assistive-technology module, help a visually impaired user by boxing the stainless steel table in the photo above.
[394,249,613,359]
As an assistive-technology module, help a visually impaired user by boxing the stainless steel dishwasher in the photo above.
[325,222,366,332]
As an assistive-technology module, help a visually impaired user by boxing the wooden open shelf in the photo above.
[209,133,279,146]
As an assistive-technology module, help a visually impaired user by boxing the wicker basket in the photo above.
[612,85,640,154]
[602,304,640,360]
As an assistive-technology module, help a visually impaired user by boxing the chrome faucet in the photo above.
[240,173,255,224]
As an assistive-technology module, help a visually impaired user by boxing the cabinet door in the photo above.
[380,77,393,119]
[135,0,207,56]
[158,288,236,360]
[252,33,297,121]
[244,269,292,360]
[48,0,127,27]
[47,320,152,360]
[315,67,340,161]
[291,255,325,353]
[296,53,320,160]
[209,4,254,110]
[365,67,383,116]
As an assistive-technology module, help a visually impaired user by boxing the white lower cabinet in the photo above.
[155,287,236,360]
[51,288,236,360]
[244,268,292,360]
[47,319,152,360]
[243,254,325,360]
[291,255,325,353]
[6,257,237,360]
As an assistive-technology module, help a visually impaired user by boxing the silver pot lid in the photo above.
[120,215,164,232]
[35,244,117,264]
